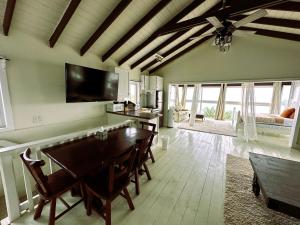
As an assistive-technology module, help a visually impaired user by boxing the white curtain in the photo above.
[189,84,201,126]
[0,59,7,128]
[241,82,257,142]
[181,85,187,109]
[215,84,227,120]
[270,81,282,114]
[174,85,182,111]
[288,81,300,107]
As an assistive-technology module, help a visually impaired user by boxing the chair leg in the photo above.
[143,163,152,180]
[49,198,56,225]
[105,200,111,225]
[134,168,140,195]
[80,182,87,209]
[86,193,92,216]
[148,149,155,163]
[34,198,46,220]
[123,187,134,210]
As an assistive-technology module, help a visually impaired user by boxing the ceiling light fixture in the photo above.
[154,53,164,62]
[215,31,232,52]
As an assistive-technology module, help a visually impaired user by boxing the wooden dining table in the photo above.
[42,127,153,179]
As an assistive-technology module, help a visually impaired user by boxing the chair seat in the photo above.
[85,168,130,199]
[37,169,78,197]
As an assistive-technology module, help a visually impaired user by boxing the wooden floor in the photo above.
[11,128,300,225]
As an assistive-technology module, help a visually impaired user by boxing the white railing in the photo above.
[0,120,134,225]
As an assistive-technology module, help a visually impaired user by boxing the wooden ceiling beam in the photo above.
[149,36,212,74]
[267,1,300,12]
[231,15,300,30]
[80,0,132,56]
[158,0,287,35]
[127,2,222,68]
[117,0,206,66]
[130,30,188,69]
[3,0,16,36]
[101,0,171,62]
[49,0,81,48]
[141,24,212,71]
[238,26,300,42]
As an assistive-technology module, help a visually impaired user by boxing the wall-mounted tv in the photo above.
[65,63,119,103]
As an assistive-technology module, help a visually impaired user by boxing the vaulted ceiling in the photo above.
[1,0,300,74]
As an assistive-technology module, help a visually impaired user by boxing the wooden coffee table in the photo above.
[249,152,300,219]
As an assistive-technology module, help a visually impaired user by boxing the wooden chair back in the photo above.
[135,137,152,167]
[107,147,137,193]
[20,148,51,195]
[140,121,156,133]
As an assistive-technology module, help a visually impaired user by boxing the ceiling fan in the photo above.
[192,8,268,52]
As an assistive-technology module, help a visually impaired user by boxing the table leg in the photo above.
[252,173,260,196]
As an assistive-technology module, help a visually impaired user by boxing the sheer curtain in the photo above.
[288,81,300,107]
[181,85,187,109]
[189,84,201,126]
[241,82,257,142]
[174,85,182,110]
[0,59,7,127]
[215,83,227,120]
[270,81,282,114]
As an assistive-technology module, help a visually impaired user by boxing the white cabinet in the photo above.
[141,75,149,91]
[149,75,163,91]
[115,67,129,101]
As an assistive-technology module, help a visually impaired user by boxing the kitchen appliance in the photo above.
[141,91,163,126]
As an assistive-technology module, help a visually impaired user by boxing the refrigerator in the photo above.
[144,91,164,127]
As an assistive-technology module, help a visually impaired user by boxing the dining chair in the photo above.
[139,121,156,163]
[20,148,82,225]
[84,146,136,225]
[131,138,152,195]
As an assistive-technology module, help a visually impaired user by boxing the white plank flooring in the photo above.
[11,128,300,225]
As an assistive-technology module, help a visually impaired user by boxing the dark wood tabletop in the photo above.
[42,127,153,179]
[249,152,300,218]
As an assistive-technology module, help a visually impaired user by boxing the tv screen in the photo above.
[65,63,119,102]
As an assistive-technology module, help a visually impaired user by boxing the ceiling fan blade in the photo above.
[206,16,224,28]
[190,33,214,40]
[233,30,256,37]
[233,9,267,28]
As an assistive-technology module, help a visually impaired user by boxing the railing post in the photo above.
[21,162,34,212]
[0,154,20,222]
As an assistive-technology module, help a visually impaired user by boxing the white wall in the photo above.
[0,31,141,143]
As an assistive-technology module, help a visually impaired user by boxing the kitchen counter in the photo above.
[106,110,161,132]
[107,110,160,120]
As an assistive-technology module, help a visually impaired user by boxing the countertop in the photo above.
[107,110,161,120]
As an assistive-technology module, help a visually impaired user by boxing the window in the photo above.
[281,84,291,112]
[254,85,273,114]
[198,86,220,118]
[0,59,14,131]
[225,86,242,120]
[129,81,140,105]
[185,86,194,110]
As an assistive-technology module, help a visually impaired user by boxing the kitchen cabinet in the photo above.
[141,75,149,91]
[149,75,163,91]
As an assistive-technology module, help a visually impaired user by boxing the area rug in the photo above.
[178,119,237,137]
[224,154,300,225]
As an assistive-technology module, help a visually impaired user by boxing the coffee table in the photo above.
[249,152,300,219]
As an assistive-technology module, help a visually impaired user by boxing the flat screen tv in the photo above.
[65,63,119,102]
